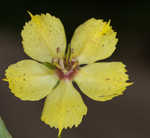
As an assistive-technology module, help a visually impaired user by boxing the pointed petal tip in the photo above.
[58,128,63,138]
[108,19,111,25]
[127,81,134,87]
[27,11,33,18]
[2,78,8,82]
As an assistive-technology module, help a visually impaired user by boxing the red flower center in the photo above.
[55,59,79,80]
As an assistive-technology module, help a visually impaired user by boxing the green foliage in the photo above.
[0,117,12,138]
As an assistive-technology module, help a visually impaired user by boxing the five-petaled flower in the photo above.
[4,12,132,137]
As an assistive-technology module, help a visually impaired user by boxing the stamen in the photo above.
[72,62,78,70]
[53,62,62,70]
[59,59,65,70]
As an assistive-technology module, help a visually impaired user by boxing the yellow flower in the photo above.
[4,12,132,137]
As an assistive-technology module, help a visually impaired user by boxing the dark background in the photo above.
[0,1,150,138]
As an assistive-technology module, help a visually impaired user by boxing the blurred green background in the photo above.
[0,1,150,138]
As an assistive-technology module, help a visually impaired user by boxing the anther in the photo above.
[59,59,65,70]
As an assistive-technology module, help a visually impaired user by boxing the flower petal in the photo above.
[5,60,58,101]
[41,80,87,136]
[70,18,118,64]
[22,12,66,62]
[74,62,132,101]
